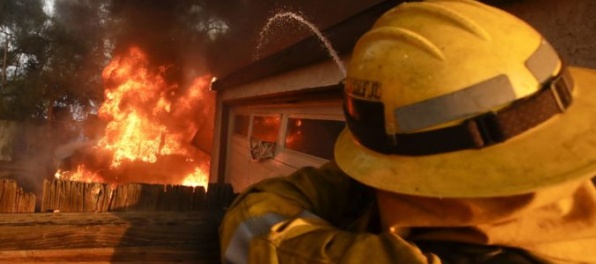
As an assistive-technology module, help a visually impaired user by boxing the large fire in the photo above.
[55,47,212,189]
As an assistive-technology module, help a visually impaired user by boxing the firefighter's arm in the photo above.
[219,163,438,263]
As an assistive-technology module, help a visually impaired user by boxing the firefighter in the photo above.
[219,0,596,263]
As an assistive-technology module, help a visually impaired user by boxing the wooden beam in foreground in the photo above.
[0,211,223,263]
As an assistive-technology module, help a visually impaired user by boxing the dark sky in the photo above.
[107,0,384,82]
[203,0,384,77]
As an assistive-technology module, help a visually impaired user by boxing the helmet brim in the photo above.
[334,66,596,198]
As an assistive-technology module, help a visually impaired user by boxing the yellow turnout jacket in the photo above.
[219,162,596,263]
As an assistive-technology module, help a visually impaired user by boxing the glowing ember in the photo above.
[56,46,212,189]
[182,168,209,188]
[55,165,104,183]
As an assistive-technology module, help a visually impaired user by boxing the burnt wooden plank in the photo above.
[41,180,50,212]
[98,184,113,212]
[0,211,223,262]
[72,181,83,212]
[40,180,46,212]
[160,185,176,211]
[174,185,195,211]
[23,192,35,213]
[160,184,195,211]
[193,186,206,211]
[136,184,162,211]
[49,179,57,212]
[58,180,68,212]
[127,184,140,210]
[109,184,127,211]
[15,188,35,213]
[206,183,236,211]
[184,186,197,211]
[171,185,183,211]
[0,180,35,213]
[44,179,53,212]
[0,180,17,213]
[107,183,161,212]
[83,182,100,212]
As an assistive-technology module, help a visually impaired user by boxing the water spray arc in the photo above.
[256,12,347,77]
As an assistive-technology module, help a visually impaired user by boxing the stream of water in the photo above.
[255,12,346,77]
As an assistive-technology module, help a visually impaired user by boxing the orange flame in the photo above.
[55,165,104,183]
[182,167,209,188]
[56,46,211,188]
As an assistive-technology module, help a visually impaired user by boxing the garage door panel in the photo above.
[226,102,344,193]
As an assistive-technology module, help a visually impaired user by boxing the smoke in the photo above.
[109,0,210,87]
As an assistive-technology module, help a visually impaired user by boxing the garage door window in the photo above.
[284,118,345,159]
[233,114,250,137]
[252,115,281,142]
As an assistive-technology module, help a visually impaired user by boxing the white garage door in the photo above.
[225,101,345,192]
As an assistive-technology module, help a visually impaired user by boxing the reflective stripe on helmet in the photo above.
[526,40,560,84]
[393,40,560,132]
[394,74,516,132]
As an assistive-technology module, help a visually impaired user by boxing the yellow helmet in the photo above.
[335,0,596,197]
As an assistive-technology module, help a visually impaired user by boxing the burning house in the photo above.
[54,47,212,188]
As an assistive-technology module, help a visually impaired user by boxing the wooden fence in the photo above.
[41,180,209,213]
[0,179,36,213]
[1,179,237,213]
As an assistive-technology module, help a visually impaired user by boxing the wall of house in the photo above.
[209,59,345,191]
[224,102,344,191]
